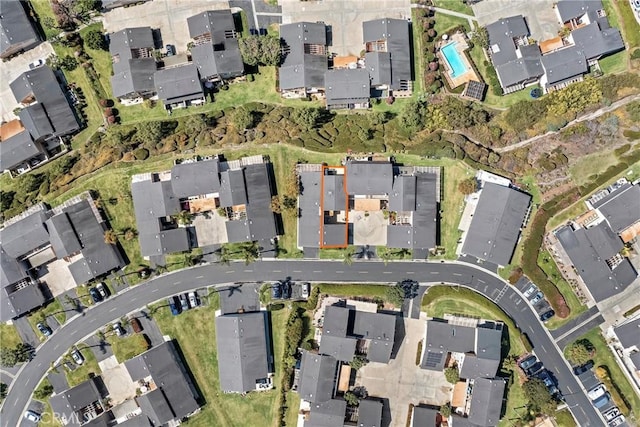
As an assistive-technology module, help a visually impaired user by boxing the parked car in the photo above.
[29,59,44,69]
[188,292,199,308]
[113,322,126,337]
[588,384,607,401]
[518,355,537,372]
[634,0,640,11]
[168,297,180,315]
[96,283,109,299]
[165,44,176,56]
[130,317,143,333]
[523,284,537,298]
[593,392,611,409]
[536,370,557,388]
[89,287,102,303]
[524,362,543,377]
[271,282,282,299]
[282,281,292,299]
[37,322,52,337]
[539,310,555,322]
[71,348,85,365]
[24,410,41,422]
[179,294,189,311]
[529,291,544,305]
[573,360,594,376]
[301,282,310,299]
[609,415,626,427]
[603,408,621,421]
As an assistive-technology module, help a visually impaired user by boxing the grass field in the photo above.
[28,299,67,340]
[106,333,149,363]
[555,408,578,427]
[153,303,289,427]
[29,0,59,39]
[616,0,640,50]
[64,344,101,387]
[316,283,392,300]
[433,0,474,15]
[434,13,470,35]
[0,323,22,349]
[421,285,529,426]
[565,329,640,421]
[599,51,628,74]
[568,149,620,186]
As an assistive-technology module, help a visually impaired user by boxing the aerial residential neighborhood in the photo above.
[0,0,640,427]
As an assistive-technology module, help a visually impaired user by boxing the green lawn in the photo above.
[434,13,470,35]
[28,299,66,340]
[421,285,529,426]
[555,408,578,427]
[617,0,640,50]
[0,323,22,349]
[79,23,114,98]
[411,8,425,95]
[29,0,59,39]
[433,0,474,16]
[316,283,392,301]
[569,149,621,186]
[565,329,640,420]
[106,333,149,363]
[64,344,101,387]
[152,303,288,427]
[599,51,629,74]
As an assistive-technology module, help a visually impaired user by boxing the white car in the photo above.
[523,284,537,298]
[188,292,198,308]
[71,348,85,365]
[301,283,310,299]
[603,407,621,421]
[587,384,606,400]
[609,415,626,427]
[24,410,41,422]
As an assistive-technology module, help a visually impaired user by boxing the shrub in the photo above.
[566,339,594,366]
[444,366,460,384]
[133,148,149,160]
[247,74,255,82]
[631,48,640,60]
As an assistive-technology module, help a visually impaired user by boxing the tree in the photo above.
[457,178,477,195]
[270,195,282,214]
[399,100,428,134]
[59,55,78,71]
[33,382,54,400]
[523,378,558,415]
[342,246,356,265]
[282,195,297,210]
[124,228,137,241]
[471,22,489,49]
[104,230,117,245]
[242,241,260,265]
[291,107,321,130]
[344,391,359,406]
[184,114,207,135]
[0,382,7,401]
[239,35,282,66]
[84,29,106,50]
[15,343,33,363]
[136,121,164,145]
[216,246,232,265]
[349,355,368,371]
[173,210,193,226]
[566,339,594,366]
[440,403,452,418]
[369,111,389,126]
[0,348,18,368]
[231,106,254,130]
[239,35,262,66]
[444,366,460,384]
[385,284,405,307]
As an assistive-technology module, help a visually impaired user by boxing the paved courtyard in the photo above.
[280,0,411,56]
[193,212,228,246]
[471,0,559,42]
[98,355,138,405]
[37,255,82,297]
[355,315,452,426]
[352,211,387,246]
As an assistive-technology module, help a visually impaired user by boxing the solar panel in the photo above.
[424,351,443,368]
[464,81,486,101]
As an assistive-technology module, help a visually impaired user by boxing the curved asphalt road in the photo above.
[1,260,605,427]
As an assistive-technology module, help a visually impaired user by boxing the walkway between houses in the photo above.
[411,4,477,30]
[497,93,640,153]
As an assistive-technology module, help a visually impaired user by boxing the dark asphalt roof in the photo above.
[46,212,82,258]
[139,228,191,256]
[556,222,636,302]
[219,285,260,314]
[362,18,412,89]
[571,22,624,60]
[462,182,531,266]
[18,102,54,141]
[540,45,588,86]
[323,305,351,337]
[592,183,640,233]
[187,10,236,42]
[1,278,45,321]
[307,399,347,427]
[0,129,41,171]
[191,40,244,80]
[10,66,79,137]
[468,378,505,426]
[136,389,175,426]
[365,52,392,87]
[49,377,104,425]
[154,64,204,104]
[298,171,322,248]
[412,406,440,426]
[486,15,530,66]
[244,163,277,241]
[109,27,154,58]
[556,0,605,22]
[298,351,338,403]
[323,174,347,212]
[389,175,416,212]
[631,352,640,371]
[613,318,640,350]
[318,335,357,361]
[0,244,28,287]
[357,399,382,427]
[0,206,51,258]
[171,159,221,198]
[353,311,396,363]
[279,22,327,90]
[216,311,270,392]
[322,223,348,247]
[226,219,251,243]
[113,414,153,427]
[111,58,157,99]
[219,169,248,207]
[346,161,393,195]
[412,173,438,250]
[124,341,200,421]
[0,0,39,57]
[324,68,371,107]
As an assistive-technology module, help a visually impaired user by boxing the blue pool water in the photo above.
[441,42,468,78]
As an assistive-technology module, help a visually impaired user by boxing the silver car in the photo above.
[529,291,544,305]
[523,284,537,298]
[188,292,198,308]
[71,348,85,365]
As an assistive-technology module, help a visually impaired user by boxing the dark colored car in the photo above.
[573,360,594,376]
[524,362,543,377]
[89,287,102,303]
[540,309,555,322]
[518,355,537,371]
[282,281,292,299]
[536,370,560,396]
[37,322,52,337]
[168,297,180,316]
[165,44,175,56]
[271,282,282,299]
[130,318,143,333]
[593,392,611,409]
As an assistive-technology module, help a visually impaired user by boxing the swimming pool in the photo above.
[441,42,468,78]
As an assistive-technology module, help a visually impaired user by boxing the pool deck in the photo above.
[437,33,480,89]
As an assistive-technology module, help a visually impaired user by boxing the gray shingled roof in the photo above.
[571,22,623,60]
[136,389,175,426]
[154,64,204,105]
[613,317,640,350]
[346,161,393,195]
[0,129,42,171]
[556,222,637,302]
[0,244,28,287]
[412,406,440,427]
[191,40,244,80]
[219,284,260,315]
[244,163,277,241]
[10,66,79,138]
[1,278,46,322]
[171,159,221,198]
[365,52,392,87]
[49,377,104,427]
[362,18,412,89]
[215,312,270,392]
[187,10,235,42]
[0,0,40,58]
[219,169,247,207]
[325,68,371,107]
[124,341,200,421]
[592,183,640,233]
[46,212,82,258]
[18,103,54,141]
[540,45,588,86]
[556,0,605,22]
[111,58,157,99]
[279,22,327,90]
[354,311,396,363]
[298,351,338,403]
[468,378,505,427]
[307,399,347,427]
[0,207,50,258]
[298,171,322,248]
[109,27,153,59]
[323,174,347,212]
[358,399,383,427]
[389,175,416,212]
[462,182,531,266]
[422,319,475,371]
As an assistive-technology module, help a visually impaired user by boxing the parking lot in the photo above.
[102,0,231,54]
[0,42,54,122]
[280,0,411,56]
[471,0,559,42]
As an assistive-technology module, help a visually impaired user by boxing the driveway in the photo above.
[13,317,38,349]
[355,315,452,425]
[471,0,559,42]
[280,0,411,56]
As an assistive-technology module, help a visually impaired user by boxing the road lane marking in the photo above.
[173,281,181,285]
[37,363,41,367]
[430,272,438,274]
[406,271,414,274]
[293,270,301,273]
[336,271,344,274]
[478,279,485,284]
[540,344,547,352]
[151,289,159,293]
[383,271,391,274]
[358,271,368,274]
[273,270,282,273]
[109,307,117,312]
[453,273,461,276]
[196,275,204,279]
[567,386,573,394]
[226,270,234,273]
[313,271,322,273]
[244,270,253,273]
